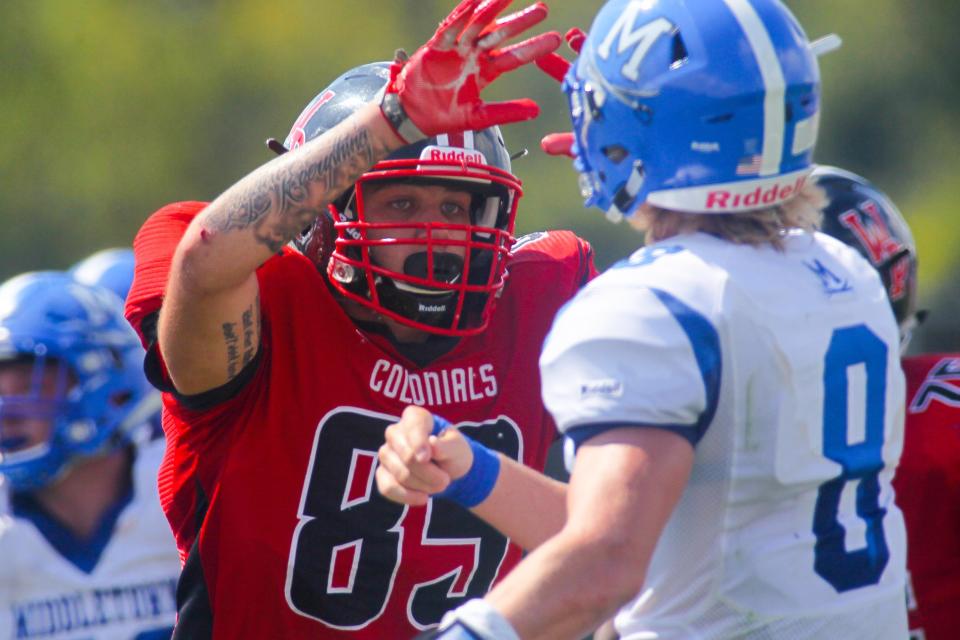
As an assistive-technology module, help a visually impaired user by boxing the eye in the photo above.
[386,197,413,212]
[440,200,468,218]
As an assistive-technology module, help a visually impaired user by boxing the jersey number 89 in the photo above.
[286,408,520,630]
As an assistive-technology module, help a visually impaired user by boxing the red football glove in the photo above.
[382,0,561,142]
[535,27,585,82]
[534,27,586,158]
[540,132,576,157]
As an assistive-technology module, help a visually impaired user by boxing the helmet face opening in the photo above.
[328,154,520,336]
[280,62,523,337]
[564,68,649,222]
[0,272,157,491]
[0,356,70,462]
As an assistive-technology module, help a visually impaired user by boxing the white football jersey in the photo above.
[541,231,908,639]
[0,439,180,640]
[0,476,8,514]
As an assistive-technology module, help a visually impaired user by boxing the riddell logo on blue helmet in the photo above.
[705,175,808,211]
[646,171,811,214]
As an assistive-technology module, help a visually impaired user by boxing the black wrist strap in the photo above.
[380,91,426,144]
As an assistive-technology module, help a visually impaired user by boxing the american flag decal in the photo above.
[736,154,763,176]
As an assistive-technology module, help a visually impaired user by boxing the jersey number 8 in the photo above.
[812,325,891,592]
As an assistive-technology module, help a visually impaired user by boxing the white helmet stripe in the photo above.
[463,130,475,150]
[722,0,786,177]
[436,134,450,146]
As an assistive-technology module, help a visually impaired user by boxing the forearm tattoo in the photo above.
[205,125,385,252]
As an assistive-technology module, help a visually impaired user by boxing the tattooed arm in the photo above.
[156,0,558,394]
[158,102,403,394]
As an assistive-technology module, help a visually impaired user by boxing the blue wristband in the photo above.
[431,415,500,508]
[431,414,452,436]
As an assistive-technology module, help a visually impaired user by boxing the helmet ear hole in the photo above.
[603,145,629,164]
[110,390,133,407]
[670,32,688,66]
[334,188,357,220]
[705,113,734,125]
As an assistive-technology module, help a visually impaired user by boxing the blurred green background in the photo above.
[1,0,956,351]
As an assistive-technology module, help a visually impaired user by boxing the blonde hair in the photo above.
[629,181,826,251]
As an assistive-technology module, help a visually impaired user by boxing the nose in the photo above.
[427,224,461,241]
[0,414,30,434]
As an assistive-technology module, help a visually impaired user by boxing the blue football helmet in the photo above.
[70,248,136,304]
[0,271,159,490]
[565,0,821,220]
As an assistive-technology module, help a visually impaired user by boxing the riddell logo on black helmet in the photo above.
[418,303,448,313]
[420,146,487,165]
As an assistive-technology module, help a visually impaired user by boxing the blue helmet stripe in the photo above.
[722,0,787,177]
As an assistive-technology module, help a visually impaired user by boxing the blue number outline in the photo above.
[812,324,890,592]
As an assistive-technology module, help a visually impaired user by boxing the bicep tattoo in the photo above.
[223,294,261,379]
[222,320,241,379]
[241,294,260,369]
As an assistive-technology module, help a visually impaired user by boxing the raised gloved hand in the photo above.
[534,27,585,158]
[380,0,561,142]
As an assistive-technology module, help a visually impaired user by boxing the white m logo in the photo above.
[597,5,675,82]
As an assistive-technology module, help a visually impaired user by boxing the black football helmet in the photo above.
[272,62,521,337]
[814,166,920,350]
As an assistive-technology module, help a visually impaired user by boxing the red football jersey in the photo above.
[126,203,596,639]
[894,354,960,640]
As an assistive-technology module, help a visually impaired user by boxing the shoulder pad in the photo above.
[507,230,598,291]
[126,201,210,347]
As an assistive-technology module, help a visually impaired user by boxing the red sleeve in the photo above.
[896,354,960,639]
[582,236,600,283]
[565,231,599,285]
[125,201,208,347]
[510,229,599,289]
